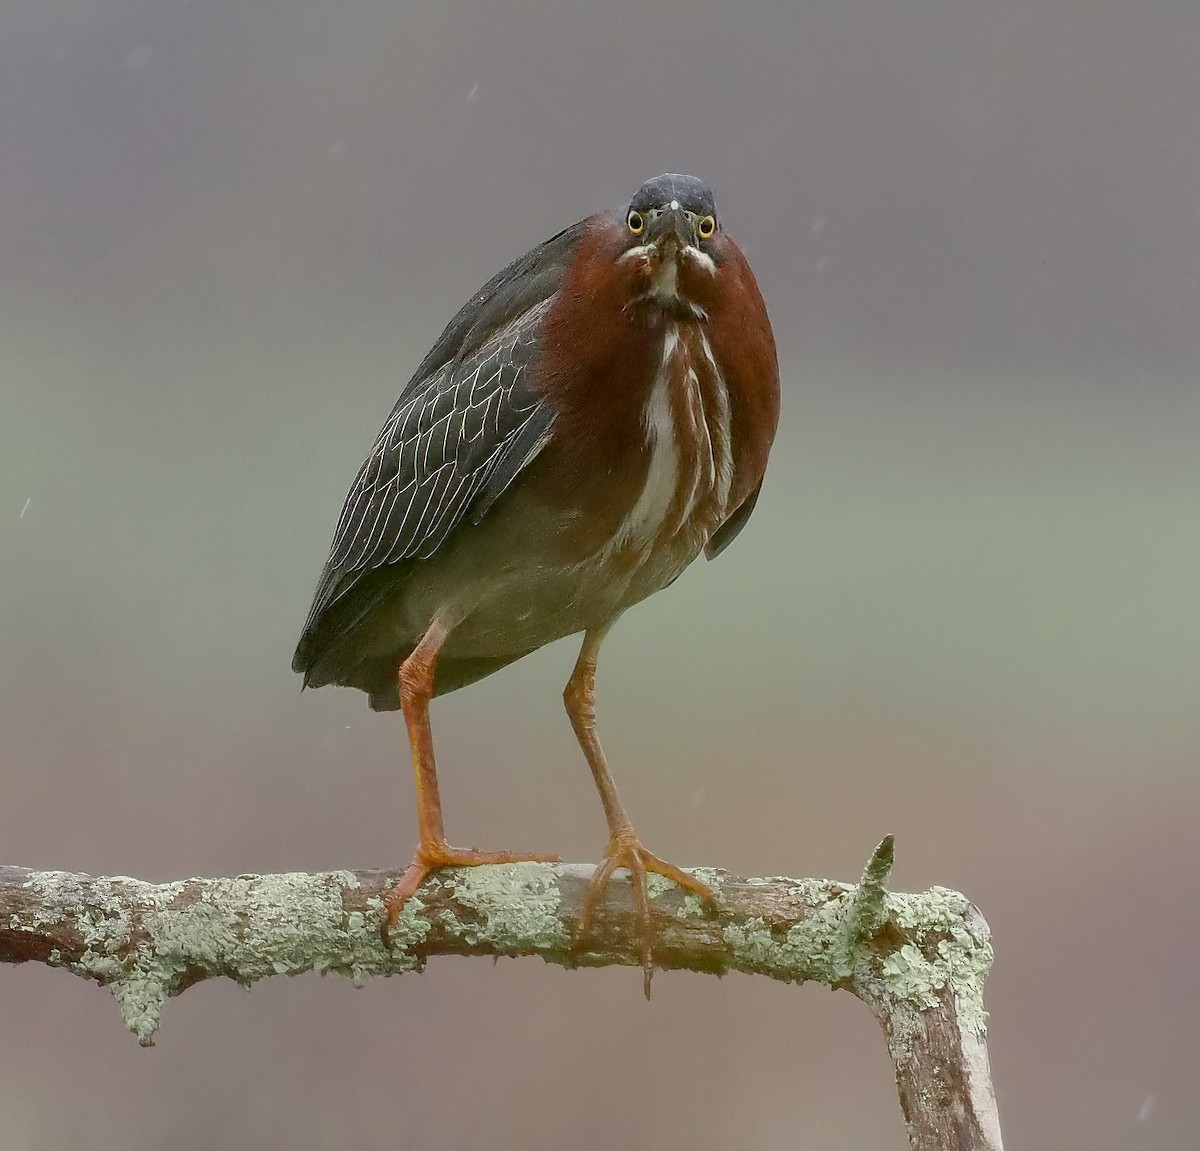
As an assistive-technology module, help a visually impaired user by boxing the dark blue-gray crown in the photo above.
[628,174,718,223]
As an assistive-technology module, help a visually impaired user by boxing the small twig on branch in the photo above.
[0,841,1002,1150]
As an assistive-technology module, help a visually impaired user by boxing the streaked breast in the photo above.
[611,322,733,558]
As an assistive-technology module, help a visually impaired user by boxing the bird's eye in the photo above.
[698,214,717,240]
[627,210,645,235]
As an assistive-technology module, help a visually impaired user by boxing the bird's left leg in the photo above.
[564,627,714,995]
[383,617,559,934]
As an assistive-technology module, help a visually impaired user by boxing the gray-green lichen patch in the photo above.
[22,871,151,947]
[150,871,364,980]
[687,866,726,890]
[643,872,677,900]
[368,892,429,960]
[440,863,567,952]
[877,887,994,1036]
[720,880,993,1040]
[880,943,943,1002]
[16,869,430,1046]
[20,871,161,988]
[112,870,391,1043]
[722,889,860,987]
[110,975,168,1047]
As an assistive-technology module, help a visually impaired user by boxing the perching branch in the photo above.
[0,840,1002,1151]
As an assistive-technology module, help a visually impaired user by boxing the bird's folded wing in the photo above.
[297,302,554,642]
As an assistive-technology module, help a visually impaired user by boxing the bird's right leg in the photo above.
[383,618,559,935]
[564,627,714,995]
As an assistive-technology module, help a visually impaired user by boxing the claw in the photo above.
[573,834,713,997]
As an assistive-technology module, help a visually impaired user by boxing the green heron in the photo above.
[294,173,779,989]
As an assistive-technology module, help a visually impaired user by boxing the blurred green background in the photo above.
[3,2,1198,1148]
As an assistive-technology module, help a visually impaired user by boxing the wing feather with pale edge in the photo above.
[293,221,585,672]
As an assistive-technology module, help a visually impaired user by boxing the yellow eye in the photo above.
[698,214,717,240]
[627,209,645,235]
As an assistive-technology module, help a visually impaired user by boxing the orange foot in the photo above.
[575,832,714,998]
[382,841,561,940]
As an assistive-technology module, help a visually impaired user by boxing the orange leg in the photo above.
[564,628,714,996]
[383,619,559,933]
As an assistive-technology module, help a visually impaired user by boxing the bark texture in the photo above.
[0,839,1003,1150]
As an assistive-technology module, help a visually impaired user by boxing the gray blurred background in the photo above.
[3,2,1198,1148]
